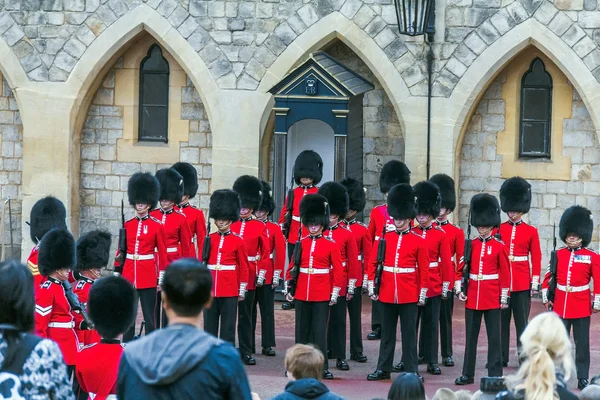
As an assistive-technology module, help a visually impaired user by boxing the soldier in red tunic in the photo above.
[367,160,411,340]
[542,205,600,389]
[285,194,344,380]
[118,172,168,342]
[340,177,371,364]
[411,181,453,376]
[318,182,359,371]
[151,168,193,328]
[278,150,322,310]
[499,177,542,368]
[252,181,284,357]
[203,190,250,346]
[35,229,79,380]
[429,173,464,368]
[27,196,67,291]
[455,194,510,385]
[366,184,429,381]
[73,230,112,347]
[172,162,207,256]
[76,275,136,400]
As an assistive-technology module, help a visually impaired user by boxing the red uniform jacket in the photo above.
[367,204,396,244]
[116,215,168,289]
[231,218,271,291]
[27,246,45,292]
[262,219,286,285]
[465,236,510,311]
[34,277,80,365]
[325,223,360,296]
[73,277,101,346]
[286,234,344,302]
[150,208,193,265]
[412,224,453,297]
[434,220,465,291]
[542,246,600,319]
[278,185,318,244]
[342,219,372,289]
[367,229,430,304]
[76,341,123,399]
[176,202,207,257]
[499,220,542,292]
[206,231,250,298]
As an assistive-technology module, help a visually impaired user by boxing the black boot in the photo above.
[336,359,349,370]
[392,362,404,373]
[427,363,441,375]
[282,301,295,310]
[322,370,334,380]
[455,375,474,385]
[367,327,381,340]
[261,347,276,356]
[442,356,454,367]
[367,370,391,381]
[350,353,368,363]
[578,379,589,390]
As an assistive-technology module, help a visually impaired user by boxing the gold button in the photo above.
[478,274,483,280]
[508,256,514,262]
[215,265,221,271]
[567,286,572,292]
[394,267,400,273]
[309,268,314,274]
[133,255,139,260]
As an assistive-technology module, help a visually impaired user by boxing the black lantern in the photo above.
[394,0,435,42]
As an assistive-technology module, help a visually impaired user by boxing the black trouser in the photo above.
[203,296,238,343]
[377,302,418,373]
[347,292,363,355]
[462,308,502,378]
[252,285,276,350]
[563,316,590,379]
[501,289,530,364]
[371,299,382,331]
[123,287,156,342]
[238,289,255,357]
[296,300,330,370]
[327,297,347,359]
[155,289,169,329]
[440,294,454,358]
[418,295,442,364]
[68,365,86,400]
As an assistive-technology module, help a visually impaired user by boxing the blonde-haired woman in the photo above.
[496,312,577,400]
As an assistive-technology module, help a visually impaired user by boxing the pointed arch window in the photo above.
[139,45,170,143]
[519,58,552,158]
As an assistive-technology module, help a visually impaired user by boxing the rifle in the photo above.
[133,321,145,340]
[374,224,387,296]
[288,219,302,297]
[283,177,295,238]
[114,200,127,275]
[200,220,211,268]
[62,280,94,330]
[461,214,472,296]
[547,223,558,310]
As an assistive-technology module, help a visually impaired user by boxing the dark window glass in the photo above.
[139,45,169,143]
[519,58,552,158]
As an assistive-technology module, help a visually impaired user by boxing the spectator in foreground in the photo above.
[453,390,473,400]
[432,388,458,400]
[271,344,343,400]
[117,258,253,399]
[580,385,600,400]
[387,373,425,400]
[0,260,74,400]
[496,312,577,400]
[591,375,600,385]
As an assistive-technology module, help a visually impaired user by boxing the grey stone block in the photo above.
[463,8,492,27]
[63,0,85,11]
[209,56,233,79]
[244,58,267,81]
[297,4,319,26]
[228,17,245,31]
[239,2,255,18]
[578,11,600,28]
[275,22,297,46]
[157,0,177,18]
[178,16,199,38]
[54,50,77,72]
[573,36,596,57]
[548,12,572,36]
[562,23,586,46]
[2,24,24,46]
[217,72,237,89]
[76,25,97,46]
[210,31,232,44]
[353,5,376,29]
[189,0,208,17]
[464,32,487,55]
[445,27,473,42]
[264,34,287,56]
[188,31,207,52]
[383,38,408,60]
[477,20,500,45]
[584,0,597,10]
[232,31,255,45]
[454,43,477,66]
[584,49,600,71]
[237,73,259,90]
[445,57,467,78]
[20,53,42,73]
[64,37,87,58]
[208,1,225,18]
[521,0,544,16]
[506,1,529,23]
[109,0,129,17]
[168,5,189,27]
[256,3,274,18]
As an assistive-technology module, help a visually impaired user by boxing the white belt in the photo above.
[292,215,300,222]
[429,262,439,267]
[207,264,236,271]
[299,267,330,275]
[248,256,258,262]
[557,283,589,293]
[126,253,154,260]
[510,256,529,262]
[470,273,499,281]
[89,394,117,400]
[166,247,178,253]
[48,321,75,328]
[383,266,415,274]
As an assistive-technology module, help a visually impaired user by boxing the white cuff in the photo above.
[454,280,462,293]
[501,288,509,305]
[282,280,289,295]
[419,288,427,304]
[331,286,341,303]
[158,270,165,285]
[348,279,357,293]
[273,270,281,283]
[531,276,540,291]
[541,288,548,303]
[239,282,248,298]
[257,270,266,285]
[593,294,600,311]
[368,280,375,297]
[442,282,450,297]
[363,274,369,288]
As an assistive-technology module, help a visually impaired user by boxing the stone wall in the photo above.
[458,74,599,264]
[0,76,23,258]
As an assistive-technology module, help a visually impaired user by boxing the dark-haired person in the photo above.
[387,373,426,400]
[0,260,74,399]
[172,162,207,256]
[76,276,136,399]
[117,258,253,399]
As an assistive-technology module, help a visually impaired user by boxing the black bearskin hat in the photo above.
[387,184,417,221]
[470,194,501,228]
[340,177,366,213]
[209,189,241,221]
[156,168,184,204]
[89,276,136,339]
[171,162,199,199]
[29,196,67,243]
[256,180,275,216]
[233,175,263,211]
[38,229,75,276]
[127,172,160,209]
[293,150,323,185]
[75,230,112,272]
[500,177,532,214]
[318,182,349,218]
[379,160,411,194]
[429,174,456,212]
[559,205,593,247]
[300,194,330,229]
[414,181,441,218]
